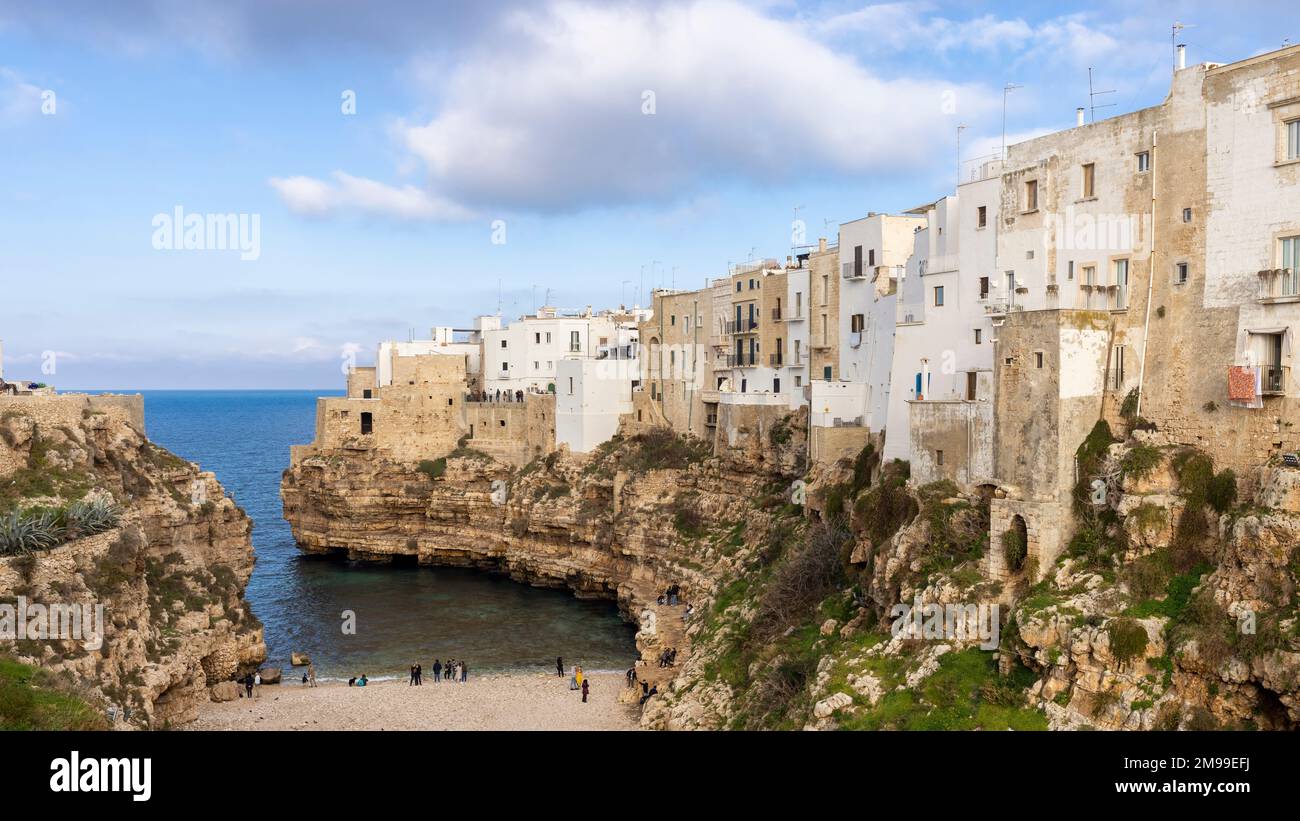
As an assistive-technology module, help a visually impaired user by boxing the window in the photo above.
[1082,163,1095,198]
[979,276,989,298]
[1288,119,1300,161]
[868,249,876,267]
[977,206,987,228]
[362,389,372,399]
[936,450,945,466]
[535,332,541,344]
[360,412,373,435]
[500,340,507,348]
[821,275,829,304]
[1176,262,1189,284]
[546,332,551,343]
[736,281,742,292]
[974,328,982,345]
[567,377,574,395]
[823,366,832,381]
[670,314,676,326]
[1114,259,1129,310]
[1183,208,1193,223]
[1024,179,1038,211]
[1035,352,1044,369]
[1282,236,1300,296]
[1113,345,1126,390]
[569,330,581,352]
[850,314,865,332]
[854,245,863,277]
[1137,151,1150,172]
[1068,260,1075,280]
[773,378,781,393]
[795,375,802,387]
[934,286,945,307]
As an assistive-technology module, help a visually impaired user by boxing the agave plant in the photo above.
[66,495,122,537]
[0,508,65,555]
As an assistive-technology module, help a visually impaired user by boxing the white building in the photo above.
[375,326,483,391]
[832,213,926,434]
[482,307,633,396]
[556,356,636,453]
[885,165,1001,480]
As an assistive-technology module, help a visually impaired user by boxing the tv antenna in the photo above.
[1172,21,1196,73]
[1001,83,1022,161]
[1087,68,1115,122]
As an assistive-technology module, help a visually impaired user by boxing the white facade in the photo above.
[836,213,924,435]
[482,308,625,395]
[885,171,1000,463]
[783,265,811,409]
[555,357,635,453]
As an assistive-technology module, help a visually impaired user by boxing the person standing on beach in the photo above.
[308,665,317,688]
[416,663,423,685]
[433,658,442,683]
[460,661,468,683]
[556,656,564,677]
[409,664,417,686]
[254,671,262,699]
[243,674,253,699]
[581,677,589,703]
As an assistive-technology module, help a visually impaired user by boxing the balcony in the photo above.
[769,353,784,367]
[785,307,805,321]
[771,307,783,321]
[842,262,868,280]
[725,352,758,367]
[1257,268,1300,303]
[725,318,760,334]
[1263,365,1290,396]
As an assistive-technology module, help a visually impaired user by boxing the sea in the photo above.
[115,390,636,680]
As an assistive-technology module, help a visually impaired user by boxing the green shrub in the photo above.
[1107,617,1149,665]
[416,458,447,479]
[0,508,64,555]
[65,496,121,537]
[1001,527,1027,573]
[1206,469,1237,513]
[1119,387,1140,421]
[1119,444,1162,482]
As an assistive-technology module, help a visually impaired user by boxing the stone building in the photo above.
[985,43,1300,577]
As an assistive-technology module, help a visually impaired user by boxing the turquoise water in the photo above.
[127,390,636,679]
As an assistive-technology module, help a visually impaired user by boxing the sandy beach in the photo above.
[188,672,640,731]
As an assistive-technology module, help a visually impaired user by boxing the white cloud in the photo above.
[0,67,44,124]
[268,171,475,222]
[275,0,996,218]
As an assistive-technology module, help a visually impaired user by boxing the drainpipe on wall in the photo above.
[1136,128,1158,418]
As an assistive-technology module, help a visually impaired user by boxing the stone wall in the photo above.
[463,394,555,466]
[908,399,993,487]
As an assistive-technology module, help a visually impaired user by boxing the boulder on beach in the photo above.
[291,652,311,667]
[210,681,240,702]
[259,668,282,685]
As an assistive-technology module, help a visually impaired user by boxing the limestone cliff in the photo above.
[281,406,1300,731]
[0,398,266,728]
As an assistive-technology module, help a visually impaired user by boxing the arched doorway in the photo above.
[1004,514,1029,573]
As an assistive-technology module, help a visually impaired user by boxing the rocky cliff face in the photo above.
[0,401,266,728]
[281,408,1300,731]
[281,413,811,721]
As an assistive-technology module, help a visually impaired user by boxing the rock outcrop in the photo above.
[0,397,266,728]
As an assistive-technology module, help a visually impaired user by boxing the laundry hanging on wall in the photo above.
[1227,365,1263,409]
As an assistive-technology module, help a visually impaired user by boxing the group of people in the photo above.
[237,672,262,699]
[466,388,529,403]
[430,658,468,683]
[656,584,683,607]
[348,674,369,687]
[656,647,678,668]
[299,665,317,687]
[558,657,591,703]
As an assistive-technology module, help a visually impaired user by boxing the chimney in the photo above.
[818,237,827,253]
[1076,107,1085,127]
[1177,44,1186,70]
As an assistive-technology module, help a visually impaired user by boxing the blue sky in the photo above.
[2,0,1297,389]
